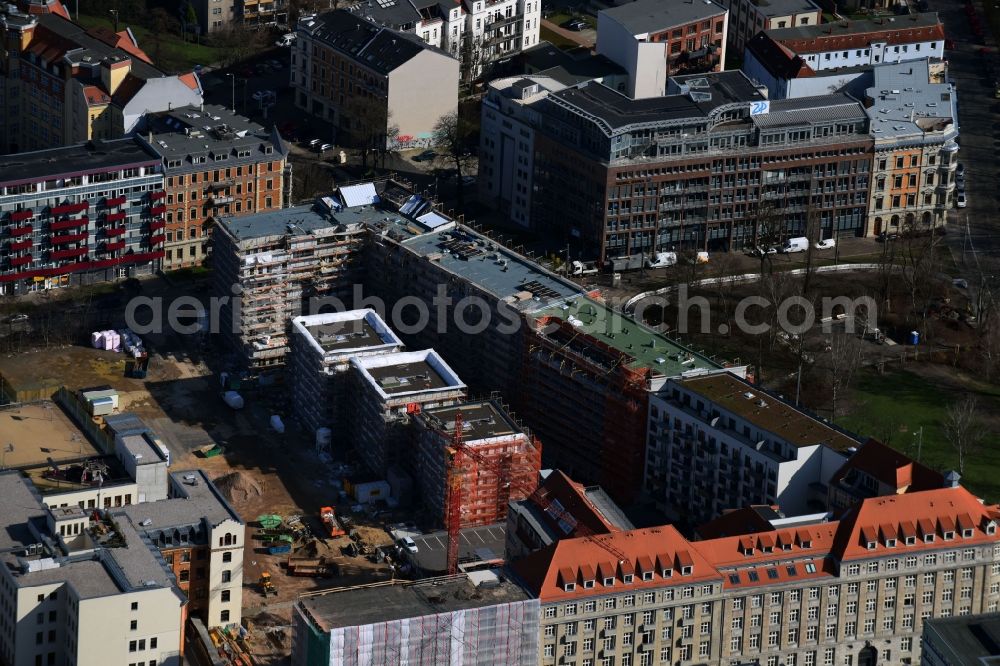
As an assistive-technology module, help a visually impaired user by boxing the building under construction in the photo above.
[350,349,467,475]
[289,309,404,437]
[292,571,539,666]
[412,398,542,530]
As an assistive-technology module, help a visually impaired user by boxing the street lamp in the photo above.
[109,9,119,32]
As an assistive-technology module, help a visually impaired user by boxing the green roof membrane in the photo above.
[532,296,720,377]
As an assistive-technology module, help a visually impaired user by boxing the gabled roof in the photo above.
[84,26,152,64]
[513,525,722,602]
[765,12,945,54]
[696,505,782,539]
[746,31,815,80]
[834,486,1000,560]
[525,470,632,539]
[830,439,944,495]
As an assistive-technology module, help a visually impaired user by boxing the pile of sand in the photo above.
[213,471,264,503]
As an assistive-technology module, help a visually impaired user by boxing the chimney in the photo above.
[944,470,960,488]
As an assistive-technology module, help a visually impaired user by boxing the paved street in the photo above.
[935,0,1000,268]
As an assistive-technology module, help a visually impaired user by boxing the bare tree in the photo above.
[827,332,863,421]
[801,209,822,297]
[342,94,390,172]
[432,111,475,208]
[944,394,983,474]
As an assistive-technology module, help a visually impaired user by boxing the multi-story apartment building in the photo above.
[411,398,542,529]
[479,75,566,228]
[0,138,166,294]
[113,469,245,629]
[137,104,289,270]
[356,0,541,80]
[646,372,864,528]
[716,0,821,55]
[864,59,958,235]
[350,349,467,474]
[292,571,540,665]
[596,0,728,99]
[482,69,873,264]
[289,309,404,437]
[0,7,202,154]
[212,179,738,503]
[513,483,1000,666]
[292,10,459,149]
[506,469,634,561]
[922,612,1000,665]
[743,13,947,99]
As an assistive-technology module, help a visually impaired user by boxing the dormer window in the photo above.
[623,574,634,584]
[886,538,897,547]
[642,571,653,581]
[662,568,673,578]
[782,543,792,551]
[681,566,693,576]
[905,536,916,545]
[988,522,997,536]
[762,546,773,554]
[564,582,576,592]
[924,534,935,543]
[603,577,615,587]
[742,547,754,556]
[944,531,955,540]
[866,541,877,550]
[583,579,595,589]
[963,528,975,538]
[264,146,274,154]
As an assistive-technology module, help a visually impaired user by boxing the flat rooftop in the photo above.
[419,401,523,442]
[299,570,530,632]
[145,104,286,168]
[353,350,465,400]
[16,557,123,599]
[0,138,158,189]
[401,227,581,311]
[23,455,131,495]
[924,613,1000,665]
[746,0,821,19]
[0,402,102,469]
[0,471,48,552]
[548,72,764,134]
[865,60,957,141]
[601,0,726,35]
[679,373,861,450]
[534,297,720,377]
[119,433,165,466]
[217,204,336,243]
[293,309,403,356]
[765,11,941,46]
[115,469,242,532]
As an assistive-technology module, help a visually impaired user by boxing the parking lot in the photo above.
[390,523,507,575]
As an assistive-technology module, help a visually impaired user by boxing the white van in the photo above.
[275,33,296,47]
[645,252,677,268]
[782,237,809,253]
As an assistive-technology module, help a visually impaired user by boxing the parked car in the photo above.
[814,238,836,250]
[957,192,968,208]
[953,278,969,289]
[460,175,476,186]
[318,143,333,153]
[8,313,28,323]
[563,18,588,30]
[275,33,296,47]
[398,537,418,554]
[412,149,437,162]
[956,173,966,189]
[956,162,965,176]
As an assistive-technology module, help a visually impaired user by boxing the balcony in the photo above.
[51,233,88,245]
[49,247,88,260]
[149,220,166,231]
[149,190,166,201]
[104,196,128,207]
[209,195,235,206]
[150,205,167,216]
[149,234,166,246]
[9,255,32,267]
[105,212,127,223]
[8,210,33,223]
[50,201,89,216]
[9,225,32,237]
[104,227,127,237]
[102,241,126,252]
[9,239,32,251]
[50,216,89,231]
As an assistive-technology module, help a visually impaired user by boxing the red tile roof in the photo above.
[85,26,152,64]
[746,32,815,81]
[525,470,623,539]
[512,525,722,602]
[515,487,1000,599]
[178,72,201,91]
[82,85,110,106]
[834,486,1000,561]
[696,505,781,539]
[773,21,946,54]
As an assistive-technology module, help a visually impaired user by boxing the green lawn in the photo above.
[837,368,1000,502]
[76,13,226,73]
[540,25,579,49]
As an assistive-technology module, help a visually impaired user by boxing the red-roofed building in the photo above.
[828,438,945,515]
[742,12,946,99]
[513,485,1000,666]
[506,469,634,560]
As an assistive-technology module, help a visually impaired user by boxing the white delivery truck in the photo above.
[570,260,598,276]
[645,252,677,268]
[782,237,809,253]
